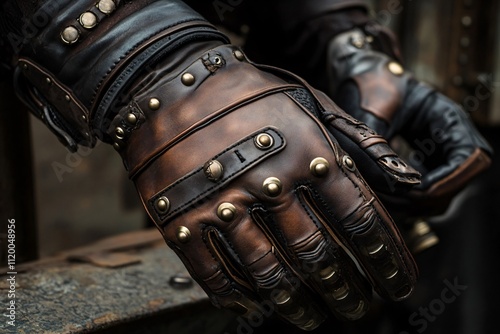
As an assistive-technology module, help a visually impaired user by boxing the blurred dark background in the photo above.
[0,0,499,333]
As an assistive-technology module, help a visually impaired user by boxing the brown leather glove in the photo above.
[7,0,418,330]
[116,43,420,329]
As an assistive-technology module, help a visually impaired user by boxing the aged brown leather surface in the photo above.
[109,44,418,330]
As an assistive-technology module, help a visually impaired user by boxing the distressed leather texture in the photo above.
[109,43,419,330]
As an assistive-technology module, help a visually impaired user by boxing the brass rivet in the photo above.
[271,290,291,305]
[343,156,356,172]
[84,132,90,137]
[45,77,51,84]
[65,95,71,101]
[148,98,161,110]
[388,61,404,76]
[126,113,138,125]
[156,196,170,213]
[113,142,121,150]
[79,11,98,29]
[217,202,236,222]
[234,50,245,61]
[203,160,224,182]
[351,35,365,49]
[61,26,80,44]
[254,133,274,149]
[115,127,125,140]
[181,72,195,86]
[310,157,330,177]
[97,0,116,14]
[262,177,282,197]
[176,226,191,243]
[82,115,87,121]
[22,63,28,70]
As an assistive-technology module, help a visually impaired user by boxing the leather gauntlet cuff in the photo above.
[12,0,229,151]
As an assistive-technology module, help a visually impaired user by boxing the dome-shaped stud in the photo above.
[176,226,191,244]
[388,61,404,76]
[254,133,274,150]
[350,34,365,49]
[97,0,116,14]
[126,113,138,125]
[114,127,125,140]
[148,98,161,110]
[217,203,236,222]
[113,142,121,151]
[262,177,282,197]
[156,196,170,214]
[203,160,224,182]
[61,26,80,44]
[181,72,195,86]
[234,50,245,61]
[342,155,356,172]
[310,157,330,177]
[343,156,356,172]
[79,11,98,29]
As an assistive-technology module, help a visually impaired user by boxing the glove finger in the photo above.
[287,147,418,301]
[251,196,372,321]
[209,197,327,330]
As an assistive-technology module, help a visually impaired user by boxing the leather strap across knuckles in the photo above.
[148,127,286,224]
[109,45,302,177]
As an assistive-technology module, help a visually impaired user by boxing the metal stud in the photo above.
[79,11,98,29]
[156,196,170,213]
[113,142,121,150]
[82,115,87,121]
[203,160,224,182]
[234,50,245,61]
[217,203,236,222]
[342,156,356,172]
[97,0,116,14]
[148,98,161,110]
[351,34,365,49]
[61,26,80,44]
[388,61,404,76]
[114,127,125,140]
[262,177,282,197]
[126,113,138,125]
[176,226,191,243]
[310,157,330,177]
[181,72,195,86]
[254,133,274,150]
[45,77,52,85]
[65,94,71,101]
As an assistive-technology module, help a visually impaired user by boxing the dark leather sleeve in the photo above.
[4,0,229,151]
